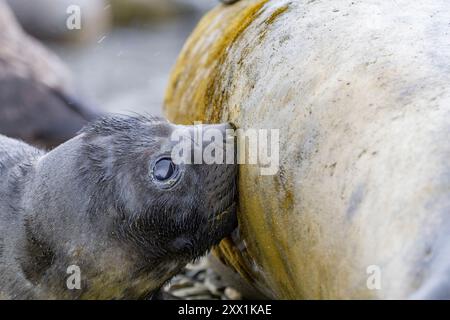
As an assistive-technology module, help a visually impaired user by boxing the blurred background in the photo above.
[6,0,216,116]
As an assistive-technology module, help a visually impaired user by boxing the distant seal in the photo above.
[0,0,101,149]
[5,0,109,43]
[0,115,237,299]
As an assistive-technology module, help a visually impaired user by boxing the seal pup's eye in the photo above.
[151,157,182,189]
[154,158,175,181]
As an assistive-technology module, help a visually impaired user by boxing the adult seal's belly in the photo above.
[164,0,450,299]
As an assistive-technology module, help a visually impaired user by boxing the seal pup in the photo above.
[0,115,237,299]
[0,0,101,149]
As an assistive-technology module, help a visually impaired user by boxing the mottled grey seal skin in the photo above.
[0,115,237,299]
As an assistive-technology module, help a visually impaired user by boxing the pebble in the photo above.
[224,287,243,300]
[163,256,243,300]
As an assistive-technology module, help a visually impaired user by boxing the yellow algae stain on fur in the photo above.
[258,4,290,42]
[214,237,255,283]
[230,174,301,298]
[164,0,270,124]
[266,4,290,25]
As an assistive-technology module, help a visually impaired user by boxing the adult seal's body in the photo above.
[0,115,237,299]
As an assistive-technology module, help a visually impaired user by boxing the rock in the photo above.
[0,0,101,148]
[204,278,222,296]
[224,287,242,300]
[208,253,268,299]
[163,256,242,300]
[171,283,212,299]
[164,0,450,299]
[167,276,193,290]
[6,0,110,43]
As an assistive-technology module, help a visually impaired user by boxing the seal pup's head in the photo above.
[23,115,237,299]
